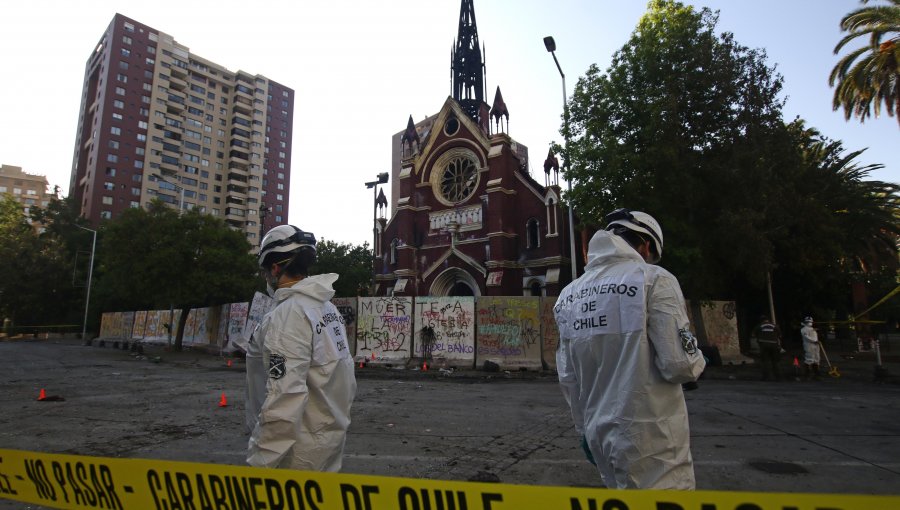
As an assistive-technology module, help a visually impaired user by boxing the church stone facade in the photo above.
[373,0,577,298]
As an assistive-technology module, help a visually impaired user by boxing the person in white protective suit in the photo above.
[247,225,357,471]
[800,316,821,380]
[554,208,706,490]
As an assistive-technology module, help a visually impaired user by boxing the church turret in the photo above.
[490,86,509,134]
[451,0,488,130]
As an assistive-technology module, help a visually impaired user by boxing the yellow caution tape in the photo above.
[1,448,897,510]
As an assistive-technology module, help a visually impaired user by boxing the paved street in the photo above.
[1,338,899,509]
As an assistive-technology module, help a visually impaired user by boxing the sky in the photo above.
[1,0,896,247]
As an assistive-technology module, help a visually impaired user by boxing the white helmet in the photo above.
[604,208,664,263]
[258,225,317,268]
[802,316,814,326]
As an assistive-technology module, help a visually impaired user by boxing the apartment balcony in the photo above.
[224,207,246,222]
[233,101,252,117]
[225,218,245,229]
[158,159,181,173]
[229,149,249,162]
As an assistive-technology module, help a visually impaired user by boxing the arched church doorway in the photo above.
[430,267,481,297]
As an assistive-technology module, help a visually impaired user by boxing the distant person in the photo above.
[554,208,706,490]
[800,316,820,380]
[752,316,784,381]
[247,225,357,471]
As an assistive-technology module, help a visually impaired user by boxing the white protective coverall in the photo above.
[801,324,820,365]
[247,273,357,471]
[555,230,706,490]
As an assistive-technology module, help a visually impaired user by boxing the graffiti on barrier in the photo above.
[476,297,542,369]
[415,297,475,365]
[357,297,413,361]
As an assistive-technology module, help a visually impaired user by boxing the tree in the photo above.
[95,200,258,350]
[310,239,372,297]
[829,0,900,125]
[563,0,899,326]
[565,0,785,295]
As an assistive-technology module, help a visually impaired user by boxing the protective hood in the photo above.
[273,273,338,303]
[585,229,644,269]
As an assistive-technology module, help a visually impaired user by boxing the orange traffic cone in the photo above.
[370,352,375,361]
[226,359,233,368]
[358,360,365,368]
[792,357,800,367]
[37,389,47,401]
[422,361,429,371]
[218,393,228,407]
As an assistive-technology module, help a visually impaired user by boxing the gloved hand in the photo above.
[580,435,596,466]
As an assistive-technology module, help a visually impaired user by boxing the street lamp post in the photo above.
[75,225,97,346]
[258,203,270,247]
[151,173,184,213]
[544,36,578,282]
[365,172,389,293]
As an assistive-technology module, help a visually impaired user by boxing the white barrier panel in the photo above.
[357,297,413,364]
[540,297,560,370]
[332,297,358,357]
[415,297,475,368]
[475,297,542,370]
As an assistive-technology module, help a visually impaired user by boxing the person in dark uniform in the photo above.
[752,316,783,381]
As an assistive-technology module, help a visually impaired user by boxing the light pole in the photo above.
[75,224,96,346]
[544,36,578,281]
[151,173,184,213]
[365,172,389,293]
[258,203,270,248]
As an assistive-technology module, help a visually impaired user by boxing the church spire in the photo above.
[451,0,486,124]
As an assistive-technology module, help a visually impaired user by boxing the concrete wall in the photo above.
[476,297,542,370]
[357,297,414,363]
[415,297,476,368]
[99,297,741,369]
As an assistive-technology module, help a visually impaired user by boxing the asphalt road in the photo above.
[1,338,899,509]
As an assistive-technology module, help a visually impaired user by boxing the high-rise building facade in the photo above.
[70,14,293,244]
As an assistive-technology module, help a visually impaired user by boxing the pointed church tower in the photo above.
[451,0,488,131]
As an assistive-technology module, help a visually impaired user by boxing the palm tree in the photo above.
[829,0,900,125]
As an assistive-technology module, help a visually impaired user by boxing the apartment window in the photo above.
[13,188,21,195]
[123,22,134,32]
[115,87,125,96]
[131,187,141,196]
[134,161,143,169]
[100,211,112,219]
[112,113,123,120]
[0,186,5,193]
[148,45,156,54]
[119,60,129,70]
[122,36,132,44]
[138,121,148,130]
[113,100,124,109]
[135,147,145,156]
[136,133,146,142]
[116,74,127,83]
[105,168,116,176]
[142,95,150,104]
[277,183,284,190]
[139,107,149,117]
[110,126,121,136]
[142,83,152,92]
[276,194,283,201]
[146,57,155,66]
[277,172,284,180]
[275,215,282,222]
[132,174,142,182]
[102,196,113,205]
[108,141,119,150]
[130,201,140,208]
[107,154,118,163]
